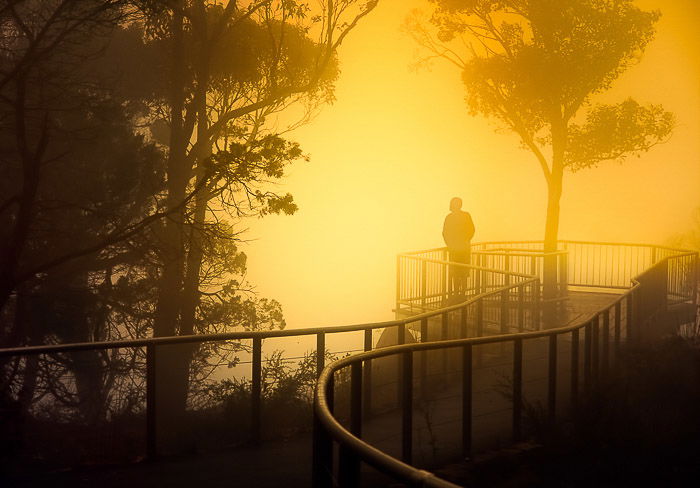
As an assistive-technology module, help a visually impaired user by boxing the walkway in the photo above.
[5,293,621,488]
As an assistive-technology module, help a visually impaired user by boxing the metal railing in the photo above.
[0,262,538,463]
[0,240,696,477]
[397,243,567,315]
[396,250,539,314]
[313,242,698,487]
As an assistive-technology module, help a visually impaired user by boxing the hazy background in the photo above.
[244,0,700,332]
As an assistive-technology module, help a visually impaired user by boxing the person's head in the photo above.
[449,197,462,212]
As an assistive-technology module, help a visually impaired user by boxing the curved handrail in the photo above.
[314,243,698,486]
[315,285,607,487]
[0,262,531,358]
[1,240,695,473]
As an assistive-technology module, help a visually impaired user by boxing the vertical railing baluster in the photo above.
[396,255,401,315]
[500,288,508,334]
[251,336,262,445]
[363,329,372,417]
[591,315,599,383]
[614,301,621,362]
[401,351,413,464]
[533,280,541,330]
[602,310,610,375]
[443,249,449,302]
[316,332,325,377]
[420,318,428,398]
[583,322,592,392]
[441,312,449,375]
[505,251,511,287]
[476,299,484,337]
[397,323,406,407]
[475,255,482,294]
[339,363,362,488]
[312,374,334,488]
[462,344,473,458]
[626,292,634,343]
[476,299,484,366]
[548,334,557,419]
[512,338,523,442]
[571,329,579,405]
[146,343,157,461]
[460,305,468,338]
[421,260,427,310]
[517,284,524,332]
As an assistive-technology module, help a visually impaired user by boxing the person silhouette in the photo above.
[442,197,475,296]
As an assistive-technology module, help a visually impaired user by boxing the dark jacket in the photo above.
[442,210,475,252]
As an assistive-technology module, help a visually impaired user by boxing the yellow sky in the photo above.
[243,0,700,332]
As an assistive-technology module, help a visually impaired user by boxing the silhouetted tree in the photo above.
[104,0,379,444]
[0,0,175,429]
[406,0,674,300]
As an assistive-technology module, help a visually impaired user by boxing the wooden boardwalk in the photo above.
[4,293,623,488]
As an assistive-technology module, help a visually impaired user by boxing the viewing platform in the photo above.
[1,240,697,488]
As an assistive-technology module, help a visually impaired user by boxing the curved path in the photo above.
[313,240,698,487]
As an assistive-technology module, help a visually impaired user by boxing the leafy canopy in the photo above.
[407,0,674,175]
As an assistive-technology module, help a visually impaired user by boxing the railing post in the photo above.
[339,363,362,488]
[312,375,334,488]
[476,299,484,366]
[420,260,427,310]
[571,329,579,405]
[548,334,557,419]
[504,251,511,287]
[397,323,406,407]
[517,284,524,332]
[476,299,484,337]
[420,318,428,398]
[146,343,157,461]
[443,249,449,302]
[512,338,523,442]
[591,315,599,383]
[614,301,622,362]
[693,254,699,307]
[398,323,406,345]
[602,310,610,375]
[583,322,592,392]
[462,344,473,458]
[500,288,509,334]
[401,351,413,464]
[474,255,482,294]
[251,336,262,445]
[460,305,468,338]
[479,254,486,293]
[626,292,634,343]
[396,255,402,316]
[316,332,325,377]
[363,329,372,417]
[441,312,449,375]
[533,280,541,330]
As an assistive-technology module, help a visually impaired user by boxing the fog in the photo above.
[244,0,700,332]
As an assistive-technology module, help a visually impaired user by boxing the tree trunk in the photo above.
[153,2,192,453]
[542,119,566,327]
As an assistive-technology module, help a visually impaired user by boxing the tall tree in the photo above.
[406,0,674,300]
[115,0,379,442]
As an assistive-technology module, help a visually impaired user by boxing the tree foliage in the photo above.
[406,0,674,255]
[0,0,379,461]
